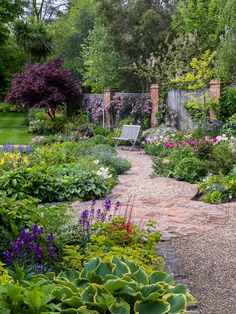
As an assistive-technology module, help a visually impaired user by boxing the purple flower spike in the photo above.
[35,264,43,273]
[105,199,111,210]
[48,245,57,258]
[115,201,121,210]
[29,241,36,251]
[34,245,43,259]
[26,145,32,154]
[11,240,24,255]
[3,251,14,265]
[46,233,54,242]
[19,229,30,240]
[81,210,88,221]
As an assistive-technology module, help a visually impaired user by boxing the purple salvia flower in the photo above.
[3,251,14,264]
[28,241,36,252]
[48,245,57,258]
[81,210,88,221]
[115,201,121,210]
[34,245,43,259]
[46,233,54,242]
[105,199,111,210]
[35,264,44,273]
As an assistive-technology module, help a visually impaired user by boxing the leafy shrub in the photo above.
[29,119,47,134]
[94,126,111,136]
[141,125,176,141]
[0,262,13,286]
[30,142,78,166]
[152,157,174,178]
[0,197,71,252]
[221,119,236,136]
[144,143,168,157]
[6,59,80,120]
[173,157,208,183]
[210,141,235,174]
[46,115,65,133]
[62,200,163,275]
[0,256,195,313]
[193,139,215,159]
[28,256,194,314]
[199,174,236,203]
[219,87,236,121]
[0,163,115,202]
[190,121,223,139]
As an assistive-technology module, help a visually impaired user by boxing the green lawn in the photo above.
[0,112,33,144]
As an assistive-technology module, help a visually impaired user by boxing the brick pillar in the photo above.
[103,89,118,129]
[210,80,222,121]
[150,84,159,128]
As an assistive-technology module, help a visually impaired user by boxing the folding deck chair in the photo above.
[113,125,141,151]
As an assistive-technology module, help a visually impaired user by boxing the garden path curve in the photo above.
[73,148,231,239]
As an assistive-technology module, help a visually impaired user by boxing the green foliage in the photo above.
[214,0,236,83]
[172,50,215,122]
[50,0,96,78]
[96,0,173,91]
[14,19,53,63]
[81,24,122,92]
[172,50,215,90]
[209,141,235,175]
[152,157,174,178]
[172,0,220,50]
[25,256,194,314]
[0,197,71,251]
[218,88,236,121]
[0,162,115,202]
[173,157,208,183]
[0,281,59,313]
[0,262,13,286]
[199,174,236,204]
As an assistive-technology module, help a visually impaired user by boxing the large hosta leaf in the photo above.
[104,279,132,292]
[95,262,113,277]
[131,269,149,285]
[59,270,80,282]
[112,256,130,277]
[121,258,139,275]
[77,306,100,313]
[109,299,130,314]
[149,272,174,285]
[81,258,101,278]
[163,293,187,313]
[94,285,115,306]
[140,284,166,299]
[167,284,188,295]
[134,300,170,314]
[62,296,82,308]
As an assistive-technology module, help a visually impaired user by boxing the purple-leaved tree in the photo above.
[6,59,80,119]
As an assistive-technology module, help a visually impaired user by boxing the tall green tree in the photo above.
[0,0,26,98]
[96,0,173,91]
[172,0,220,50]
[14,19,53,63]
[81,24,122,93]
[51,0,96,78]
[214,0,236,83]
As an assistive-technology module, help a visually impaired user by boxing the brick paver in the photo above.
[74,149,229,239]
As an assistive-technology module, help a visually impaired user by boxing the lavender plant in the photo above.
[3,223,59,274]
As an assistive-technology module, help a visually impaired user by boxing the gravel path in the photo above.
[172,203,236,314]
[74,148,236,313]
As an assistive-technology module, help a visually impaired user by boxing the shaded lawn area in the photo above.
[0,112,33,144]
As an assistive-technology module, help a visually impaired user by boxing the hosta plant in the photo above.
[30,256,195,313]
